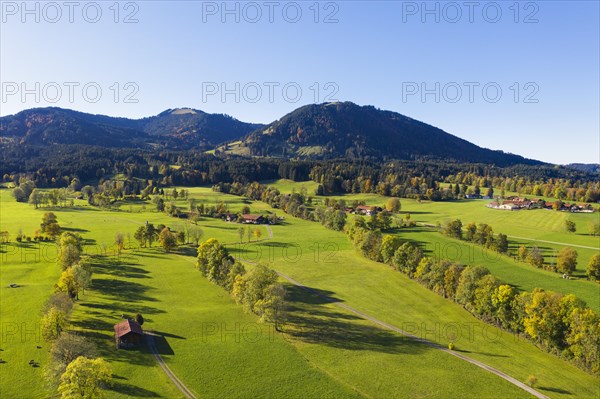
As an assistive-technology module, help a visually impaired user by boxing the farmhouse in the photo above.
[241,214,265,224]
[114,319,143,349]
[487,196,540,211]
[355,205,381,216]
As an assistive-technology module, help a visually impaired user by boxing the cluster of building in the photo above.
[486,197,594,212]
[345,205,383,216]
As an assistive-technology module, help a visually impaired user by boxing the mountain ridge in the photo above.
[0,107,263,149]
[225,102,542,167]
[2,103,543,166]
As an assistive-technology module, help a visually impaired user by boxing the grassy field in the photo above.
[259,216,599,399]
[1,186,599,398]
[265,180,600,304]
[0,189,365,398]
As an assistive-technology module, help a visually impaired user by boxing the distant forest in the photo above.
[1,144,598,203]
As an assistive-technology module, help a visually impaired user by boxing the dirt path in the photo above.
[418,222,599,250]
[155,219,551,398]
[265,224,273,239]
[275,271,550,399]
[146,332,198,399]
[505,235,599,250]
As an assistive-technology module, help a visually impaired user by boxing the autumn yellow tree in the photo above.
[58,357,112,399]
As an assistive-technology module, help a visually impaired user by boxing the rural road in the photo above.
[275,271,551,399]
[505,235,599,251]
[418,222,599,250]
[142,218,551,398]
[146,332,198,399]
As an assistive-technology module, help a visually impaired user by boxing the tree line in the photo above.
[4,144,598,204]
[36,217,112,399]
[442,219,600,280]
[343,216,600,374]
[196,238,286,330]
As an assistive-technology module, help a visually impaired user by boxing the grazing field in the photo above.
[259,216,599,399]
[264,180,600,304]
[1,186,598,399]
[393,227,600,312]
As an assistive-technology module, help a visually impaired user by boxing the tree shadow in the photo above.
[285,284,342,305]
[174,246,197,257]
[108,379,162,398]
[79,301,165,316]
[91,278,158,303]
[62,227,90,233]
[93,261,152,279]
[285,307,426,355]
[538,386,573,395]
[259,241,295,248]
[454,349,508,358]
[283,284,428,355]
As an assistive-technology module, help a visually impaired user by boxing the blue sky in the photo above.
[1,1,598,164]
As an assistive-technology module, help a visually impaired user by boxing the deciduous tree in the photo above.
[41,307,67,341]
[557,247,578,274]
[385,197,401,213]
[586,253,600,282]
[58,357,112,399]
[158,227,177,252]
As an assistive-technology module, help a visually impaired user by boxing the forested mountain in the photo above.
[0,102,562,168]
[0,107,262,149]
[566,163,600,175]
[232,102,541,167]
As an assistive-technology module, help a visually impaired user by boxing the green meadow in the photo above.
[1,186,598,399]
[266,179,600,303]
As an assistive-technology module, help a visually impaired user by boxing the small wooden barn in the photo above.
[114,319,144,349]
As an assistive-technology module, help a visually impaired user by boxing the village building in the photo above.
[114,319,144,349]
[488,198,595,212]
[355,205,381,216]
[240,214,265,224]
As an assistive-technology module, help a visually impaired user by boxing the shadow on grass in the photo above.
[109,379,162,398]
[454,349,508,358]
[174,246,197,257]
[283,285,427,355]
[93,261,152,279]
[91,278,158,303]
[538,386,572,395]
[62,227,90,233]
[79,301,165,316]
[285,283,342,305]
[152,334,176,356]
[103,341,158,367]
[153,330,185,340]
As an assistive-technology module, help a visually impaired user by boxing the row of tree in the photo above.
[196,239,286,329]
[443,220,509,254]
[213,182,350,232]
[38,226,112,398]
[441,218,600,280]
[4,144,597,204]
[343,217,600,374]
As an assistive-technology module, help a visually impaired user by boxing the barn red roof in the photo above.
[114,319,143,338]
